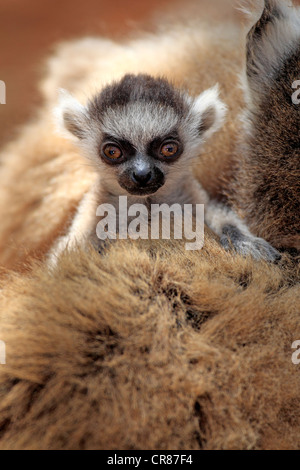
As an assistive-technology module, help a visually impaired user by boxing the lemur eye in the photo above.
[103,144,123,160]
[160,142,179,158]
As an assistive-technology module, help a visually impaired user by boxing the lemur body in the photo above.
[0,0,294,270]
[49,74,280,264]
[231,0,300,252]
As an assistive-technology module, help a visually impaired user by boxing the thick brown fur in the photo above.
[0,238,299,450]
[0,0,299,451]
[231,0,300,251]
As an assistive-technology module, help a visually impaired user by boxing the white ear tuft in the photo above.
[191,85,227,140]
[53,89,88,140]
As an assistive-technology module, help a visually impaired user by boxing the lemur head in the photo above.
[56,74,226,197]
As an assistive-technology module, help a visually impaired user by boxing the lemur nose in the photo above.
[132,169,152,185]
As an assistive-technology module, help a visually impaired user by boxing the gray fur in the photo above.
[220,225,281,262]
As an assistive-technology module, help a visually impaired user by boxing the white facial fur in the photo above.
[56,82,225,152]
[54,78,227,197]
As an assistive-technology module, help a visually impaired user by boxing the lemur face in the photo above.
[56,74,226,197]
[99,130,183,196]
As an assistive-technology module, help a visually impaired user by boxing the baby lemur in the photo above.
[50,73,280,263]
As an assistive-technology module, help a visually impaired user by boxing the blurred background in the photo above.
[4,0,288,147]
[0,0,177,145]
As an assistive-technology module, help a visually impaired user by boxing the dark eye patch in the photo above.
[100,134,136,164]
[147,130,183,162]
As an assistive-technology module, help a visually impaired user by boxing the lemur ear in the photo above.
[190,85,227,140]
[54,89,89,140]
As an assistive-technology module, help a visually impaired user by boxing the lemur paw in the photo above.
[220,225,281,263]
